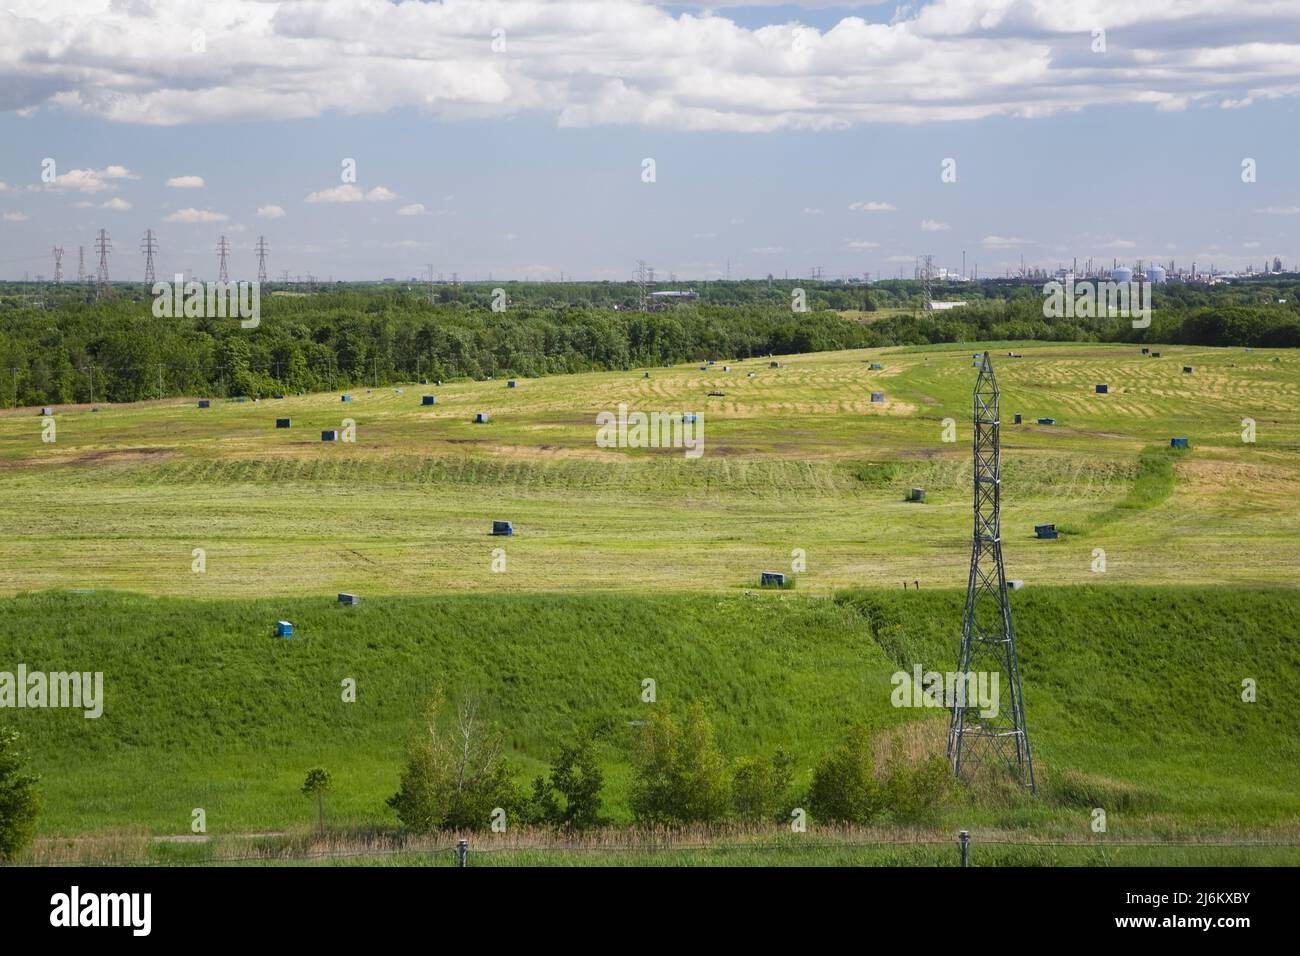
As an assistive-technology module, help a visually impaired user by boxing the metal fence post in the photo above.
[958,830,970,868]
[457,839,468,868]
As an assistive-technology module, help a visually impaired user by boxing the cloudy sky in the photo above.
[1,0,1298,282]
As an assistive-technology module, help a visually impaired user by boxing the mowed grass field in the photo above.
[0,341,1296,596]
[1,587,1296,844]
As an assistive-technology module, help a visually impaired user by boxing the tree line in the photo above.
[0,283,1295,406]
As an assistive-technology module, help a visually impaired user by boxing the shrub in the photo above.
[520,733,606,831]
[732,750,795,823]
[630,702,730,825]
[808,723,882,824]
[387,693,517,832]
[880,741,952,826]
[0,726,42,861]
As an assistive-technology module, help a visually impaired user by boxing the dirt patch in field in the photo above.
[8,446,177,469]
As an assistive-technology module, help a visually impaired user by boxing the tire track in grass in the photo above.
[1059,444,1178,536]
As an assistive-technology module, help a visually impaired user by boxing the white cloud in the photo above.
[396,203,427,216]
[803,207,822,215]
[0,182,9,192]
[844,239,880,249]
[3,211,29,222]
[751,245,786,254]
[101,197,132,210]
[304,184,398,203]
[50,165,138,194]
[164,207,229,223]
[256,205,286,219]
[166,175,205,188]
[849,201,895,212]
[6,1,1294,131]
[1104,239,1137,249]
[920,219,949,231]
[504,232,518,240]
[1255,206,1300,215]
[981,235,1027,248]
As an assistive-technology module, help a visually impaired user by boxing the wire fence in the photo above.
[17,830,1300,868]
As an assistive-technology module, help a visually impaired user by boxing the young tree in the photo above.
[808,723,882,825]
[549,735,605,831]
[630,702,730,826]
[388,693,517,832]
[732,750,795,823]
[301,767,332,834]
[0,726,42,861]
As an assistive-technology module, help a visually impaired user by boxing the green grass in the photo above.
[2,339,1297,864]
[0,341,1296,596]
[2,586,1296,843]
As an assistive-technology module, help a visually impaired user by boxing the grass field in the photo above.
[1,586,1296,846]
[1,339,1297,863]
[0,341,1295,597]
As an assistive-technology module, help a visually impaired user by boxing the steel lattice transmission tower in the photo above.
[93,229,112,299]
[634,259,650,311]
[52,246,64,284]
[255,236,269,284]
[216,235,231,283]
[947,351,1036,791]
[77,246,86,284]
[141,229,158,285]
[920,254,935,312]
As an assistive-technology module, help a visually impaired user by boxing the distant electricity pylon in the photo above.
[920,254,935,311]
[77,246,86,284]
[216,235,231,283]
[94,229,112,299]
[635,259,650,311]
[52,246,64,284]
[425,263,435,304]
[141,229,158,285]
[255,236,269,284]
[947,352,1035,792]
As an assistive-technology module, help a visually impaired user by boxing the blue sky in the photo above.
[1,0,1298,281]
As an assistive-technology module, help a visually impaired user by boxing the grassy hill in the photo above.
[2,585,1295,839]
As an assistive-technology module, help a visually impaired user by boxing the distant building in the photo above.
[648,290,699,303]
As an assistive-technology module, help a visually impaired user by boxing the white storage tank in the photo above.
[1110,266,1134,284]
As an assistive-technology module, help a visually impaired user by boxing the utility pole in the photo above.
[141,229,158,285]
[216,235,230,284]
[947,352,1035,792]
[255,236,269,284]
[94,229,112,299]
